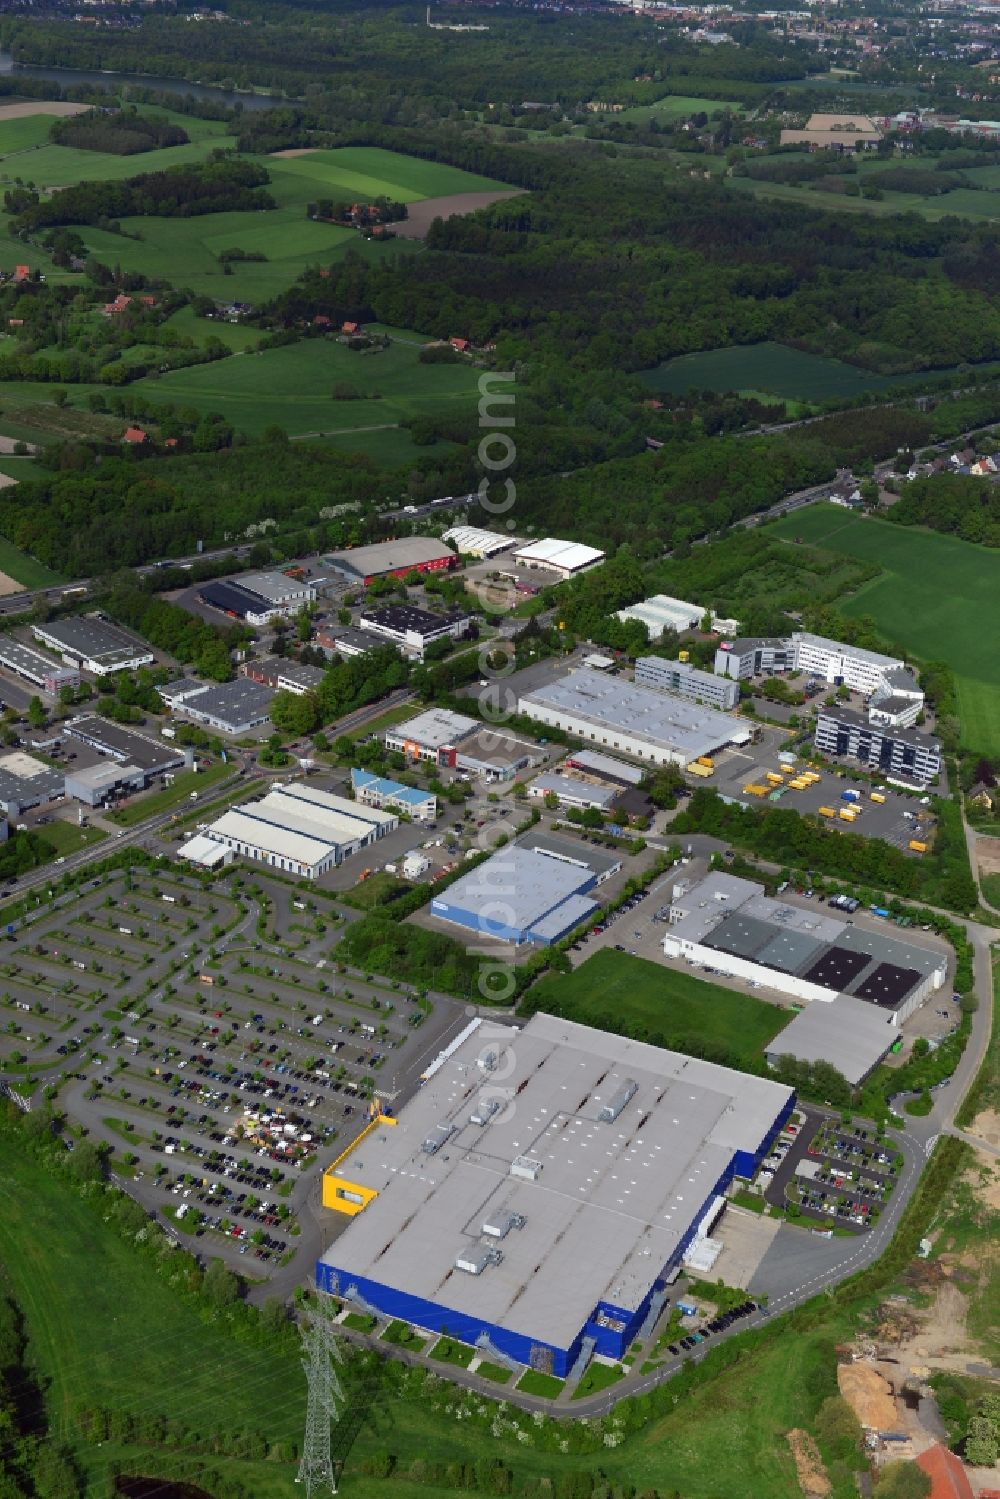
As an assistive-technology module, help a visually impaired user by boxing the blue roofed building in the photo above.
[351,768,437,823]
[430,846,599,945]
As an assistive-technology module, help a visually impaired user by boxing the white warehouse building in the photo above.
[186,783,397,879]
[517,668,751,769]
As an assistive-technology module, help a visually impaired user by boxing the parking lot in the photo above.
[709,748,935,852]
[760,1108,902,1233]
[0,864,466,1277]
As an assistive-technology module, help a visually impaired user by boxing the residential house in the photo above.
[449,336,470,353]
[102,294,133,316]
[967,781,995,810]
[122,427,148,446]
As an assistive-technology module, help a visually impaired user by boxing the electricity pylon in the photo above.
[296,1299,345,1499]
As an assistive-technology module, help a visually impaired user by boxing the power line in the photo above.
[296,1295,344,1499]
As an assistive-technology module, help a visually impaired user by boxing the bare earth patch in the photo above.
[786,1429,831,1498]
[392,189,526,239]
[838,1363,898,1429]
[270,147,321,158]
[0,569,25,597]
[967,1109,1000,1155]
[0,100,88,122]
[974,836,1000,876]
[0,436,36,455]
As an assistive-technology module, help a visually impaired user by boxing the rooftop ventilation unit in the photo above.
[510,1155,542,1181]
[470,1097,501,1127]
[455,1244,504,1275]
[482,1208,526,1240]
[598,1078,638,1124]
[478,1050,499,1072]
[421,1122,456,1156]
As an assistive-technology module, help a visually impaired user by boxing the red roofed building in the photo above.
[449,336,469,352]
[342,320,359,335]
[13,265,29,282]
[139,295,157,308]
[103,294,133,316]
[314,314,332,327]
[122,427,148,446]
[916,1445,974,1499]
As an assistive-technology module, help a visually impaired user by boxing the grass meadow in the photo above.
[130,333,483,439]
[524,948,789,1063]
[769,506,1000,753]
[641,341,982,403]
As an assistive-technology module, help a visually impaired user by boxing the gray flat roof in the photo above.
[320,1013,792,1349]
[565,749,644,786]
[817,706,940,752]
[327,537,455,578]
[519,668,745,759]
[755,927,827,974]
[516,830,623,879]
[432,847,593,933]
[177,679,274,728]
[792,631,901,670]
[238,571,311,604]
[668,871,762,943]
[65,715,183,772]
[34,616,151,666]
[702,912,779,962]
[0,638,72,679]
[529,773,619,808]
[767,995,896,1086]
[0,753,63,805]
[388,707,478,749]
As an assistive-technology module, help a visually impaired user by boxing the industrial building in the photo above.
[32,617,154,676]
[430,846,601,945]
[65,760,146,808]
[384,709,539,781]
[350,768,437,823]
[0,752,64,816]
[715,632,908,698]
[198,572,314,627]
[615,594,703,639]
[0,638,78,694]
[766,994,896,1087]
[64,715,189,779]
[241,658,327,696]
[316,1013,794,1375]
[193,783,398,879]
[510,538,605,579]
[518,829,621,884]
[442,525,515,559]
[562,748,644,788]
[177,833,235,870]
[527,771,619,812]
[358,604,473,659]
[814,709,942,784]
[517,668,752,769]
[315,626,381,660]
[159,678,274,735]
[634,656,740,712]
[663,872,947,1025]
[326,538,458,586]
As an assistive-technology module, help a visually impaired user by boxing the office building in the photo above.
[326,538,458,586]
[518,668,751,769]
[242,658,327,696]
[527,772,619,812]
[789,632,905,694]
[714,637,794,681]
[350,768,437,822]
[615,594,703,639]
[316,1013,794,1375]
[32,617,154,676]
[868,668,925,730]
[634,656,740,712]
[814,709,941,783]
[383,709,538,781]
[195,783,398,879]
[663,872,947,1025]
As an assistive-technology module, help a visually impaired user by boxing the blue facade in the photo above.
[318,1092,796,1374]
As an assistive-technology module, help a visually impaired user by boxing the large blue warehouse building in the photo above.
[317,1015,794,1376]
[430,845,601,946]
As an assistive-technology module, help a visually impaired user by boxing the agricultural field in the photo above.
[614,94,738,124]
[769,505,1000,753]
[731,152,1000,223]
[129,331,483,440]
[641,341,971,403]
[524,948,788,1065]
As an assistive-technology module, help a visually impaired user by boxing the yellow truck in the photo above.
[804,772,822,784]
[766,772,784,786]
[788,779,808,790]
[743,783,767,797]
[839,808,858,822]
[909,839,928,853]
[870,791,886,804]
[688,761,714,778]
[696,755,715,769]
[818,806,836,818]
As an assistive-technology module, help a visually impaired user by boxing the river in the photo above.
[0,47,282,112]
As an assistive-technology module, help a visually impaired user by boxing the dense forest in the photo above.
[49,106,189,155]
[888,472,1000,545]
[11,157,272,233]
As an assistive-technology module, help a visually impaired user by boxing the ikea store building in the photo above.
[316,1015,793,1376]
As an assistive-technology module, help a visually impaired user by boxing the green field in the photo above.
[0,111,70,156]
[0,121,511,304]
[613,94,736,124]
[130,333,483,439]
[731,153,1000,223]
[769,505,1000,752]
[0,530,63,588]
[524,949,789,1063]
[641,341,976,402]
